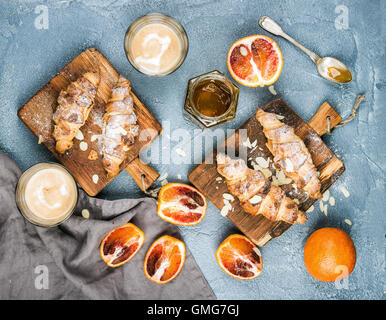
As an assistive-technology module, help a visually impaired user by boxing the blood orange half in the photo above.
[100,223,145,268]
[157,183,207,226]
[227,35,283,87]
[144,235,185,284]
[215,234,263,280]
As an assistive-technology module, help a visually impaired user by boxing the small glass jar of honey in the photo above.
[184,70,239,128]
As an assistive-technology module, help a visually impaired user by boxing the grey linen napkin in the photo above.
[0,151,215,300]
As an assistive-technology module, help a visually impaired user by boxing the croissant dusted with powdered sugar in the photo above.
[256,108,322,199]
[52,72,100,154]
[102,76,139,177]
[217,153,307,224]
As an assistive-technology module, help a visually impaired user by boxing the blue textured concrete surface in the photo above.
[0,0,384,299]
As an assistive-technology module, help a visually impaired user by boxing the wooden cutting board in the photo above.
[188,98,345,246]
[18,48,162,196]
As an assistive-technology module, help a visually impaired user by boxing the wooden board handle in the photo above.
[126,158,159,191]
[308,102,342,136]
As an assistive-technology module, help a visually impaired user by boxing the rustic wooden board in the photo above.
[18,48,162,196]
[188,98,345,246]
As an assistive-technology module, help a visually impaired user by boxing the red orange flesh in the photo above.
[216,234,263,280]
[144,235,186,284]
[100,223,145,268]
[227,35,283,87]
[157,183,207,226]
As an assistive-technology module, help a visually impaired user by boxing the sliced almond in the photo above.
[38,135,45,144]
[79,141,88,151]
[340,186,350,198]
[255,157,269,169]
[344,219,352,226]
[319,201,324,213]
[92,174,99,184]
[306,205,314,213]
[249,195,262,204]
[275,169,292,185]
[268,85,277,96]
[242,137,251,148]
[220,206,229,217]
[75,130,84,141]
[81,209,90,219]
[276,169,286,180]
[223,199,232,210]
[223,193,234,201]
[261,168,272,178]
[322,190,330,202]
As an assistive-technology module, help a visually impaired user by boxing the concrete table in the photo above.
[0,0,384,299]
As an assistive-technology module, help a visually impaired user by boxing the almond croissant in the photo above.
[256,109,322,199]
[102,76,139,177]
[217,153,307,224]
[52,72,100,154]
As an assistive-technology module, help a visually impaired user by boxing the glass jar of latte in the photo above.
[15,163,78,227]
[124,13,188,76]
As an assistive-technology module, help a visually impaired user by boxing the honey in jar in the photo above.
[192,79,231,118]
[184,70,239,128]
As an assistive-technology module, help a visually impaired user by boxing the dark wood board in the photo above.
[188,98,345,246]
[18,48,162,196]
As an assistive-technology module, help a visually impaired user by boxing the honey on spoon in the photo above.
[259,16,353,84]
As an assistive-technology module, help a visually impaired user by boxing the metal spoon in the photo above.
[258,16,352,84]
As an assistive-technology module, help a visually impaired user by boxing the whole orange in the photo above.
[304,227,356,282]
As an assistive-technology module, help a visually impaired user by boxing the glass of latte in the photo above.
[124,13,189,76]
[15,163,78,227]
